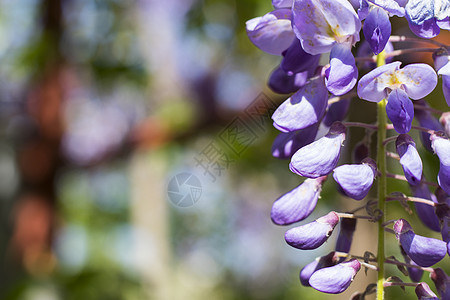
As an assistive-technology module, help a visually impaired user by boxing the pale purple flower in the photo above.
[285,211,339,250]
[281,39,321,75]
[325,43,358,95]
[333,158,377,200]
[246,9,295,55]
[290,122,346,178]
[309,259,361,294]
[396,134,423,185]
[405,0,450,38]
[394,219,447,267]
[272,76,328,132]
[272,123,319,159]
[358,62,437,133]
[363,6,391,54]
[271,176,326,225]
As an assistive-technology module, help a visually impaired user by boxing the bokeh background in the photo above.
[0,0,449,299]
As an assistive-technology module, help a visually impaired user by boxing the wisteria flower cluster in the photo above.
[247,0,450,298]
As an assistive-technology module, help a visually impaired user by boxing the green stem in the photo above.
[376,51,387,300]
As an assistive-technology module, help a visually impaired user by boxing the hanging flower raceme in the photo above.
[290,122,346,178]
[308,259,361,294]
[396,134,423,186]
[285,211,339,250]
[431,132,450,194]
[393,219,447,267]
[271,176,326,225]
[332,157,377,200]
[357,61,438,133]
[405,0,450,38]
[292,0,361,95]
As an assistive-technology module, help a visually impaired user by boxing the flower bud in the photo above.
[415,282,439,300]
[323,98,351,127]
[332,158,377,200]
[290,122,346,178]
[285,211,339,250]
[281,39,320,75]
[394,219,447,267]
[430,268,450,300]
[352,142,369,164]
[271,176,326,225]
[268,66,307,94]
[309,259,361,294]
[396,134,423,186]
[414,101,444,152]
[299,251,339,287]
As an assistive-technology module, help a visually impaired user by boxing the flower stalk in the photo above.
[376,50,387,300]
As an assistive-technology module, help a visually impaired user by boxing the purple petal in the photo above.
[406,0,441,38]
[399,64,438,100]
[431,134,450,193]
[272,77,328,132]
[292,0,361,55]
[386,89,414,134]
[415,282,439,300]
[443,75,450,107]
[357,61,402,102]
[436,55,450,106]
[285,211,339,250]
[323,98,351,127]
[271,177,326,225]
[325,43,358,96]
[367,0,406,17]
[272,123,319,159]
[281,39,321,75]
[268,66,307,94]
[437,17,450,30]
[309,259,361,294]
[394,219,447,267]
[335,218,357,254]
[363,7,391,55]
[410,183,440,232]
[430,268,450,300]
[272,0,292,8]
[290,122,346,178]
[396,134,422,185]
[333,158,376,200]
[246,9,295,55]
[300,252,339,286]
